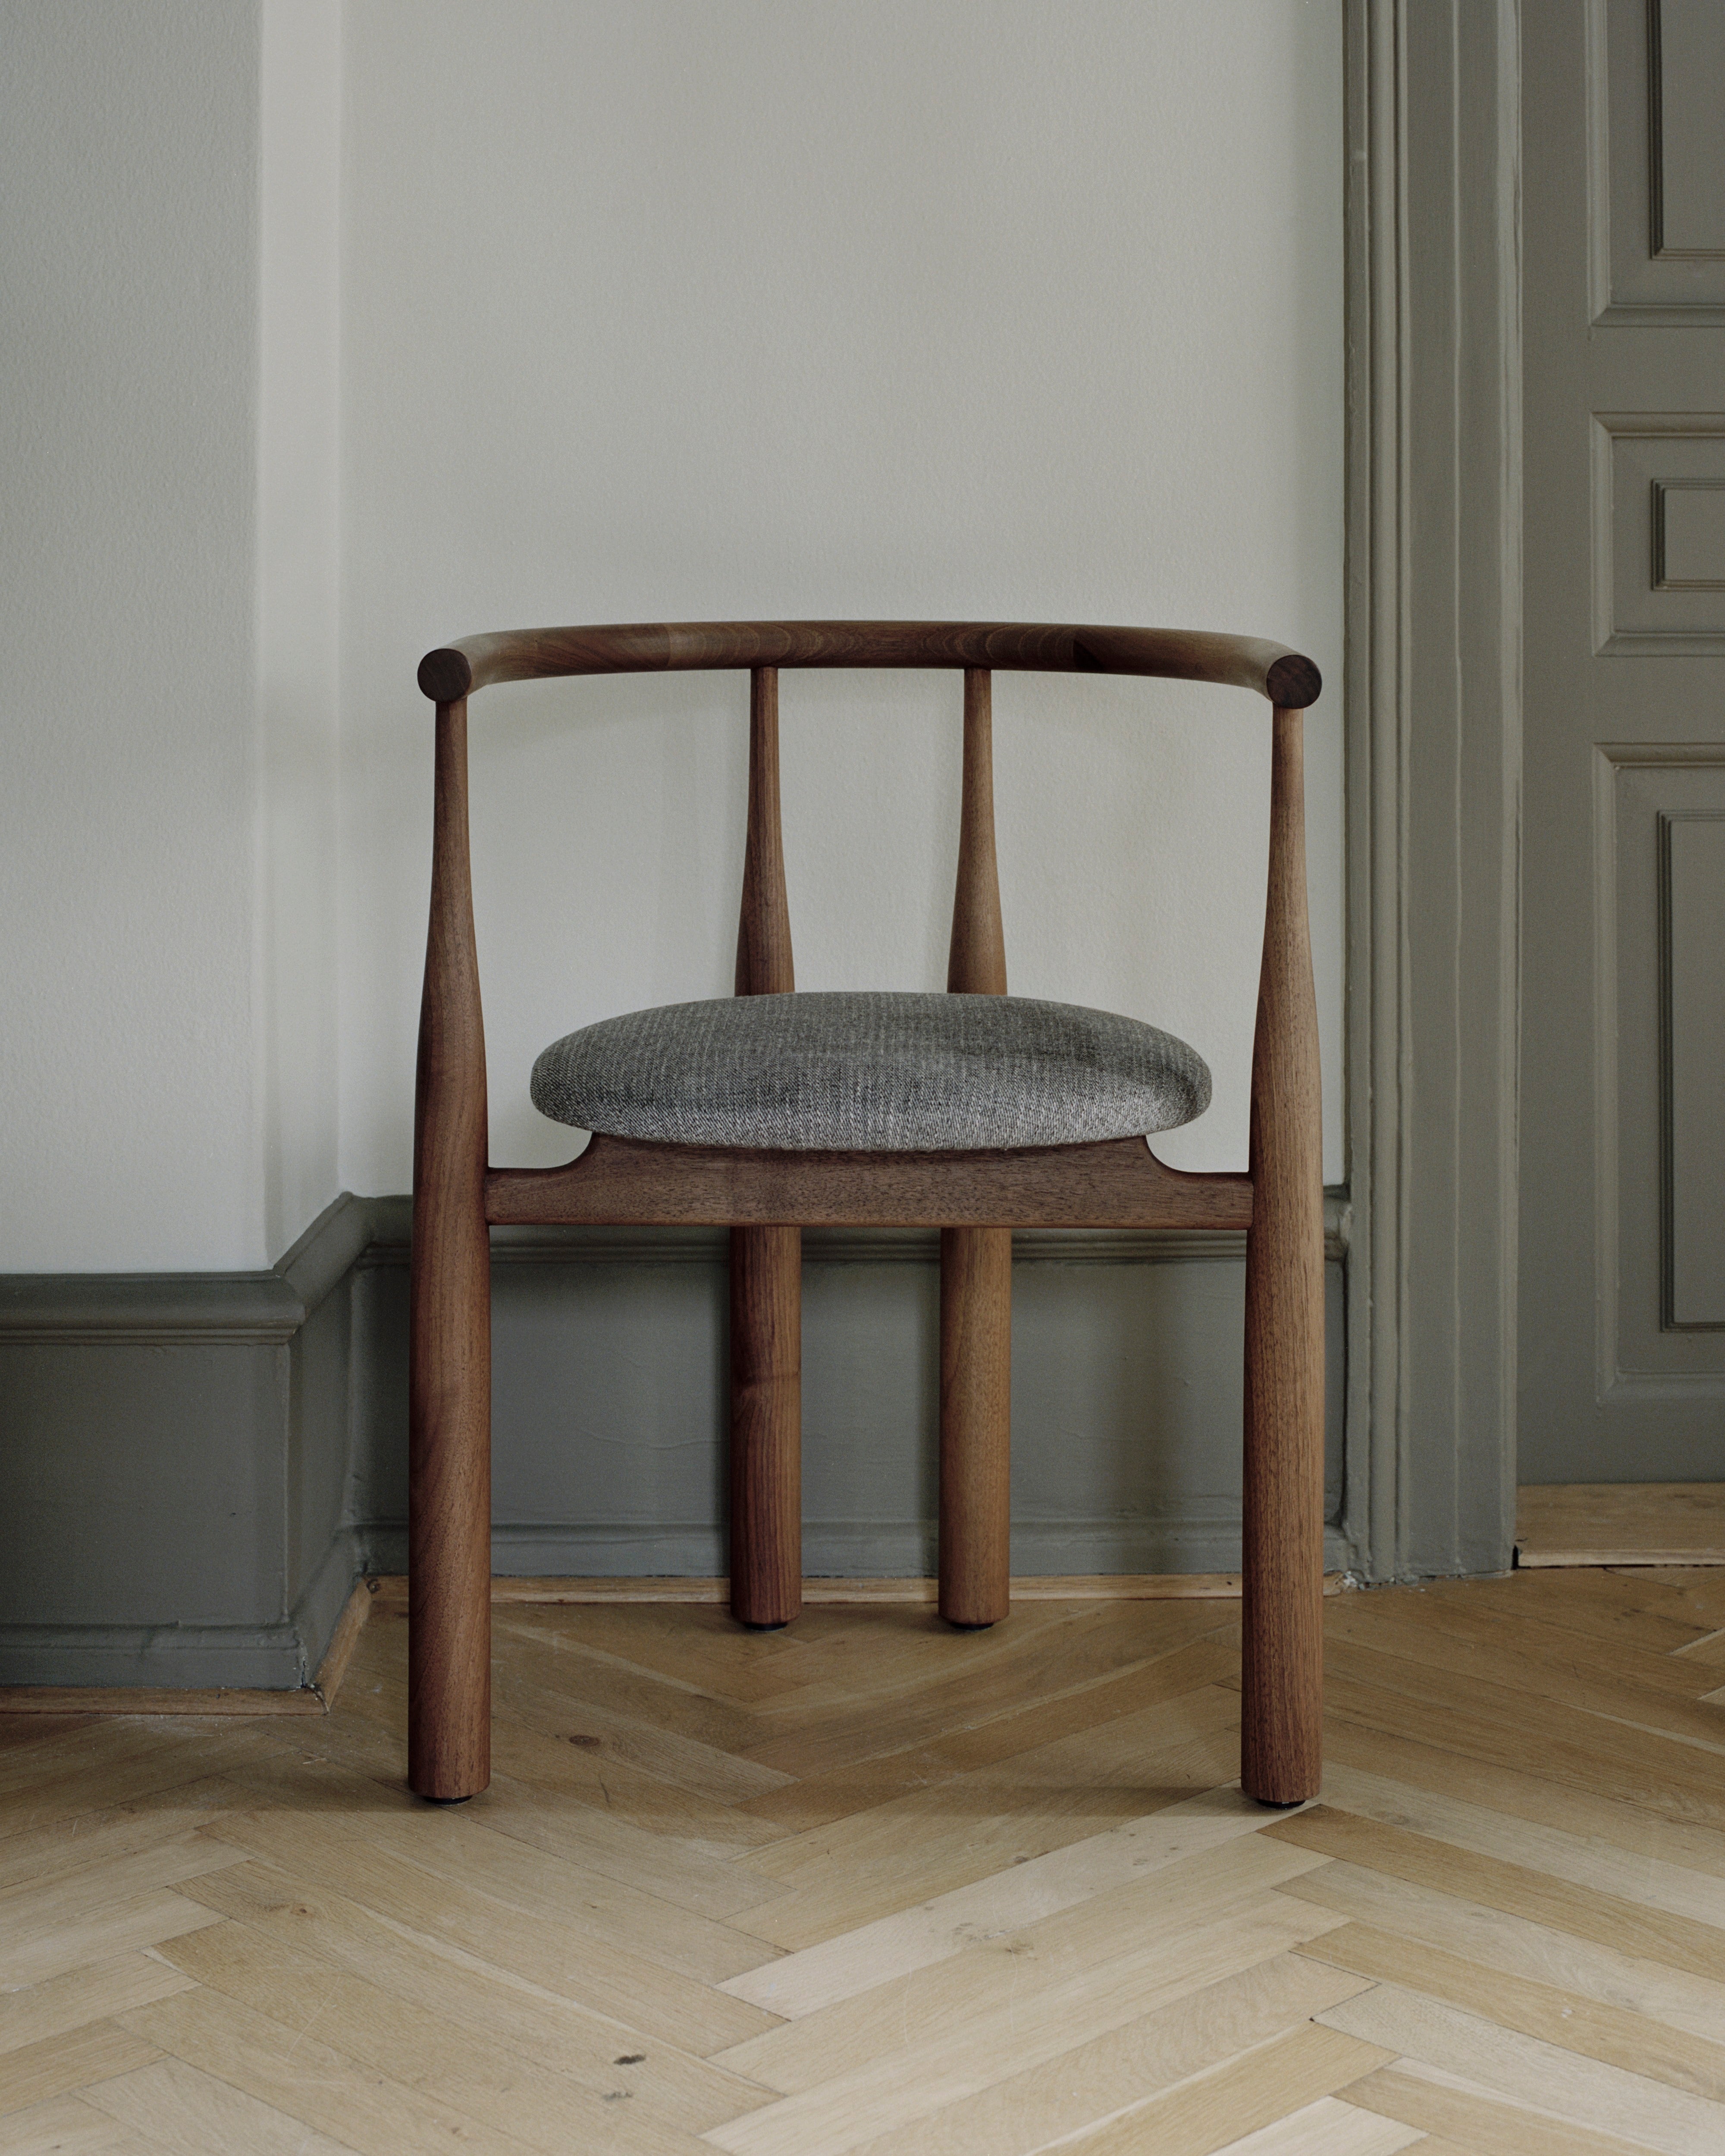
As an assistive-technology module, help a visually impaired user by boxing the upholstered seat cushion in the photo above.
[530,991,1210,1152]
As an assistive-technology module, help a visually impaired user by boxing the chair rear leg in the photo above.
[939,1225,1012,1627]
[408,1177,492,1802]
[731,1225,802,1627]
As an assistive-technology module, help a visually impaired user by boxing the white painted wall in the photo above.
[2,0,1342,1272]
[0,2,266,1271]
[258,0,342,1260]
[339,0,1344,1194]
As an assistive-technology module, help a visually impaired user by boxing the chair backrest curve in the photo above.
[417,619,1320,711]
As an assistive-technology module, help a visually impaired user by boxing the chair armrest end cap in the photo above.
[419,647,474,703]
[1265,653,1321,709]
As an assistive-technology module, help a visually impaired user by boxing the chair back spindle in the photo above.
[947,668,1007,996]
[735,666,794,996]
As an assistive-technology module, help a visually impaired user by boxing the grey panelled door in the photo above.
[1521,0,1725,1482]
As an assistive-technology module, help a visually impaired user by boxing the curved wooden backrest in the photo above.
[419,619,1320,1018]
[419,619,1320,710]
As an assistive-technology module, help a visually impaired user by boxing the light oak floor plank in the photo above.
[1261,1805,1725,1985]
[116,1987,554,2156]
[2,1576,1723,2156]
[753,1963,1383,2156]
[143,1920,739,2156]
[0,1896,224,1995]
[0,2026,161,2119]
[194,1810,776,2056]
[1318,1981,1725,2156]
[1343,2064,1673,2156]
[1272,1857,1725,2046]
[1317,1759,1725,1929]
[731,1686,1240,1917]
[1516,1483,1725,1567]
[1292,1920,1725,2100]
[173,1859,771,2135]
[0,2094,159,2155]
[213,1748,781,1984]
[718,1783,1304,2021]
[1052,2053,1414,2156]
[81,2058,358,2156]
[1200,2094,1425,2156]
[1320,1719,1725,1882]
[0,1958,195,2065]
[716,1844,1339,2096]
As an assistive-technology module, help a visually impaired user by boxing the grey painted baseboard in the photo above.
[0,1191,1350,1687]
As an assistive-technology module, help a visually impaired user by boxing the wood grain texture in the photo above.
[1344,2064,1661,2156]
[1295,1917,1725,2102]
[83,2058,360,2156]
[730,667,803,1632]
[945,669,1006,997]
[8,1573,1725,2154]
[729,1226,803,1630]
[417,620,1321,708]
[1317,1981,1725,2156]
[486,1134,1253,1228]
[1262,1806,1725,1985]
[1202,2094,1425,2156]
[1515,1483,1725,1567]
[734,667,794,999]
[1240,708,1325,1806]
[409,696,493,1802]
[938,668,1013,1630]
[938,1227,1011,1629]
[1276,1854,1725,2045]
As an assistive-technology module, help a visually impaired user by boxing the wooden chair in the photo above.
[409,622,1324,1808]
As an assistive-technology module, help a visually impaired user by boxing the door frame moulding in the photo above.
[1342,0,1524,1579]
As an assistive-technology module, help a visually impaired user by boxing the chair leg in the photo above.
[939,1225,1012,1627]
[730,1225,802,1628]
[408,1179,492,1803]
[1240,1209,1324,1804]
[1240,705,1325,1807]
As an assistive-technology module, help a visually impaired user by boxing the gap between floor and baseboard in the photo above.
[0,1570,1347,1716]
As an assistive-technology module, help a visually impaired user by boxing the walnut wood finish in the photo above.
[419,620,1321,708]
[409,698,492,1802]
[731,667,802,1629]
[945,669,1007,995]
[486,1135,1252,1229]
[729,1224,802,1629]
[939,1225,1013,1627]
[1240,708,1326,1807]
[410,619,1324,1805]
[734,668,794,997]
[941,667,1013,1626]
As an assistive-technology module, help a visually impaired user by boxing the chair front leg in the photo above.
[408,1182,492,1801]
[408,693,493,1803]
[1241,705,1325,1807]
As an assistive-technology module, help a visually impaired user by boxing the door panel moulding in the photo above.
[1343,0,1523,1579]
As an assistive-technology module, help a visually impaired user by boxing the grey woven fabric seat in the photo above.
[531,990,1210,1151]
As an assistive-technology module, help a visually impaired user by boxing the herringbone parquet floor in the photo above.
[3,1567,1725,2154]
